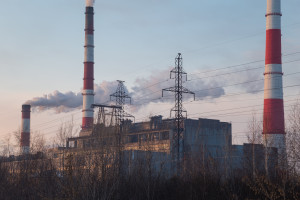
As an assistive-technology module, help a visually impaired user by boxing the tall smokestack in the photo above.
[82,1,95,130]
[21,104,31,154]
[263,0,285,155]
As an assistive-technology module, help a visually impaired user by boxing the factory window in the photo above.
[140,134,146,142]
[85,140,91,148]
[69,141,75,148]
[161,131,169,140]
[123,137,129,144]
[129,135,138,143]
[148,133,153,141]
[153,132,159,141]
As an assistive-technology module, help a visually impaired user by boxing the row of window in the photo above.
[126,131,169,143]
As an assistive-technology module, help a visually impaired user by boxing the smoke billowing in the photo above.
[86,0,95,7]
[130,69,225,108]
[26,81,119,113]
[26,68,227,113]
[232,69,263,94]
[26,91,82,113]
[26,66,265,114]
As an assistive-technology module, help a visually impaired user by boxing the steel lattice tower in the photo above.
[110,80,133,127]
[96,106,105,125]
[92,104,122,127]
[109,81,133,180]
[162,53,195,172]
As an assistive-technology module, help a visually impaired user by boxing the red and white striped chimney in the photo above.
[21,104,31,154]
[82,1,95,130]
[263,0,285,154]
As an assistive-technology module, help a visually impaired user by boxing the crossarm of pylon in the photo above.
[181,87,195,100]
[162,87,176,97]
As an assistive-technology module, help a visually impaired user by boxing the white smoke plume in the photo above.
[230,68,263,94]
[131,69,225,107]
[86,0,95,7]
[26,81,119,113]
[26,91,82,113]
[26,70,227,113]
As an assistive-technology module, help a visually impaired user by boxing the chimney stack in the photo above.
[82,4,95,130]
[21,104,31,154]
[263,0,285,155]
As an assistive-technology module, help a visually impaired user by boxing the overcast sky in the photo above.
[0,0,300,149]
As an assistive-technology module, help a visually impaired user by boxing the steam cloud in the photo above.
[26,69,238,113]
[232,69,263,94]
[26,81,119,113]
[27,91,82,113]
[131,69,225,107]
[86,0,95,7]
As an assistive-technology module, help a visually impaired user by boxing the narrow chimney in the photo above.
[82,4,95,130]
[21,104,31,154]
[263,0,285,155]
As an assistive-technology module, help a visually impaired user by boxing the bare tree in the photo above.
[246,111,263,177]
[13,127,21,155]
[1,133,13,157]
[286,100,300,175]
[30,131,46,153]
[55,116,79,147]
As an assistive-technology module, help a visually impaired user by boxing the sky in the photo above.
[0,0,300,151]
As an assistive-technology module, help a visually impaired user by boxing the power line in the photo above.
[131,56,300,103]
[32,116,82,132]
[187,98,299,118]
[31,100,111,130]
[132,68,300,105]
[30,100,300,140]
[33,111,82,128]
[188,52,300,77]
[188,106,294,120]
[39,122,82,137]
[193,70,300,95]
[120,20,300,80]
[187,93,300,106]
[129,51,300,103]
[29,53,300,135]
[134,96,300,122]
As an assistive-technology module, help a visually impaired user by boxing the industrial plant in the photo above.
[1,0,297,199]
[13,0,285,176]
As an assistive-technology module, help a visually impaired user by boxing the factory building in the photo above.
[67,116,231,154]
[57,116,277,177]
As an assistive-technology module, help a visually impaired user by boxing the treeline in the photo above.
[1,101,300,200]
[0,153,300,200]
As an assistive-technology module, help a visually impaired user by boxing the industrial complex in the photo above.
[15,0,285,177]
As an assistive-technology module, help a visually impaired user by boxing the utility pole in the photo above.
[162,53,195,175]
[110,81,134,180]
[92,104,123,127]
[110,80,133,126]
